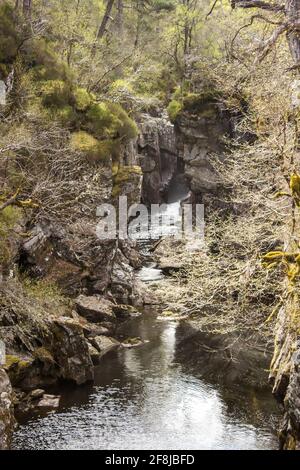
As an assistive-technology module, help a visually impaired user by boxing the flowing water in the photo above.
[12,175,281,450]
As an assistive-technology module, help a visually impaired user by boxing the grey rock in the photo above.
[90,336,120,358]
[75,295,116,324]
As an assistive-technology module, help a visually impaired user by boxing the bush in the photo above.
[40,80,73,108]
[0,3,20,64]
[73,87,93,112]
[85,103,115,136]
[85,102,138,140]
[27,39,73,82]
[107,103,138,140]
[50,105,78,126]
[0,206,21,266]
[167,100,182,123]
[70,131,112,162]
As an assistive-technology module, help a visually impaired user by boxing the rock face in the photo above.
[75,295,116,324]
[269,306,300,449]
[51,318,94,385]
[138,113,178,204]
[175,97,230,207]
[90,336,120,358]
[0,368,14,450]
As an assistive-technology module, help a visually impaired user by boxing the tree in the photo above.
[234,1,300,66]
[96,0,115,40]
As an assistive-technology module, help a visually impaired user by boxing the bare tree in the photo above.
[234,1,300,66]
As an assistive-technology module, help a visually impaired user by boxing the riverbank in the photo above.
[11,306,280,450]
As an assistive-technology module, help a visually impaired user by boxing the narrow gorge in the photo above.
[1,0,300,453]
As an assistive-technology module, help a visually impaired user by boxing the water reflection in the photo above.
[12,309,280,450]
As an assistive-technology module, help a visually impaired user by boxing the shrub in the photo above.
[0,3,20,64]
[0,206,21,266]
[27,39,73,82]
[85,102,138,140]
[107,103,138,140]
[85,103,115,136]
[50,105,78,126]
[167,100,182,123]
[73,87,93,112]
[70,131,112,162]
[40,80,73,108]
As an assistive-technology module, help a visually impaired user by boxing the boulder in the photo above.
[75,295,116,324]
[51,317,94,385]
[87,343,101,365]
[90,336,120,359]
[36,394,60,410]
[82,323,111,339]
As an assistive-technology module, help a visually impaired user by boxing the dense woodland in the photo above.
[1,0,300,451]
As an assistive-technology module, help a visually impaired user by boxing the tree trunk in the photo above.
[96,0,115,40]
[22,0,31,17]
[286,0,300,64]
[115,0,124,36]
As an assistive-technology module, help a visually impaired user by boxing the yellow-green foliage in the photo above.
[28,39,73,82]
[22,276,66,304]
[40,80,73,108]
[0,206,21,265]
[86,103,116,135]
[86,102,138,140]
[50,105,77,126]
[182,91,218,113]
[109,79,133,93]
[290,173,300,206]
[4,354,33,385]
[167,100,182,123]
[0,3,20,67]
[107,103,138,140]
[73,87,93,111]
[70,131,112,162]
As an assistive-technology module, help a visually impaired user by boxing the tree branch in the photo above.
[234,1,285,12]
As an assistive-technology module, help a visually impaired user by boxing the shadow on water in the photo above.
[12,307,281,450]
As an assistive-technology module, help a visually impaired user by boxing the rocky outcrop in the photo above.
[51,318,94,385]
[174,93,231,207]
[90,336,120,359]
[138,113,178,204]
[75,295,116,324]
[269,304,300,450]
[0,368,14,450]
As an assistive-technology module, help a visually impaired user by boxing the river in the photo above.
[11,175,280,450]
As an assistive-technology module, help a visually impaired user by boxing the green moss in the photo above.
[114,165,143,184]
[167,100,183,123]
[33,347,55,364]
[182,90,219,113]
[40,80,73,108]
[112,165,143,197]
[73,87,93,112]
[4,354,33,386]
[22,277,64,302]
